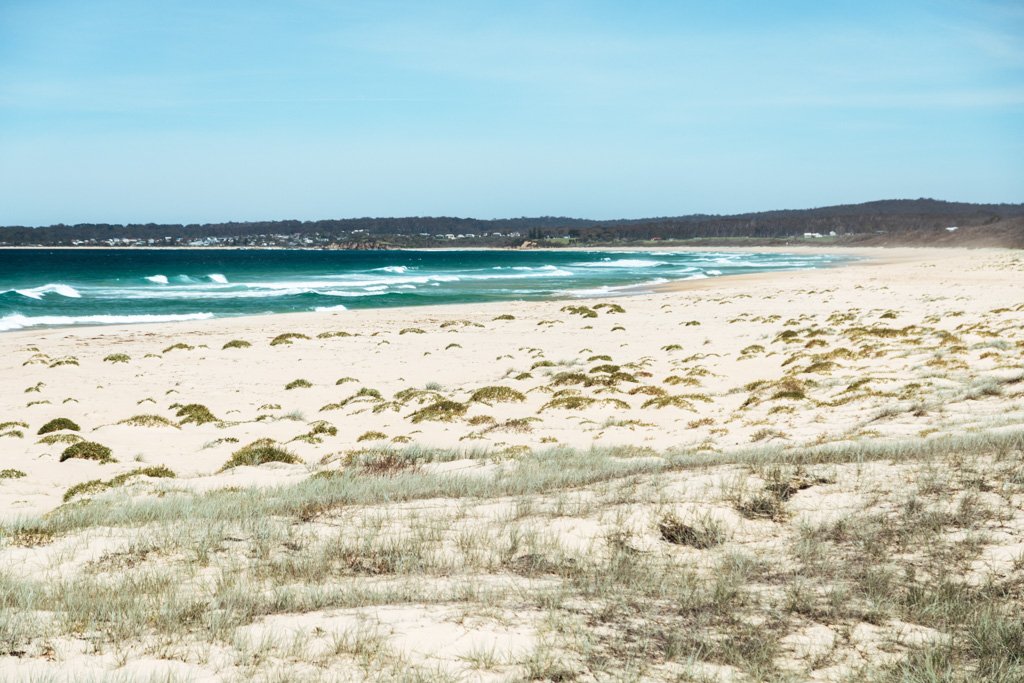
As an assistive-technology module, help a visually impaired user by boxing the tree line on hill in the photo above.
[0,199,1021,248]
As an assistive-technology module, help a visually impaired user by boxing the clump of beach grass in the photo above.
[285,378,313,390]
[399,327,426,335]
[469,386,526,404]
[0,469,26,479]
[171,403,218,425]
[116,414,179,428]
[658,512,728,548]
[37,417,80,435]
[221,439,300,470]
[270,332,309,346]
[36,433,83,445]
[60,441,115,464]
[102,353,130,363]
[357,431,388,442]
[561,305,597,318]
[63,466,175,502]
[408,400,467,423]
[222,339,251,350]
[162,343,193,353]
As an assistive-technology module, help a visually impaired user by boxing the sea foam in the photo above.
[0,312,215,331]
[11,284,82,299]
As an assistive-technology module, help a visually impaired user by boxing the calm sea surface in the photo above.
[0,248,846,331]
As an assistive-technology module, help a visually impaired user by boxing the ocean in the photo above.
[0,248,845,331]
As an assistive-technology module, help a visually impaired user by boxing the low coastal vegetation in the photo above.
[59,441,114,463]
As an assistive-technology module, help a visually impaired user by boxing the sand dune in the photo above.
[1,246,1022,681]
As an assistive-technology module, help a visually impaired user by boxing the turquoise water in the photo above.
[0,248,846,331]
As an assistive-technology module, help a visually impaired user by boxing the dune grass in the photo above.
[59,441,115,464]
[37,417,80,435]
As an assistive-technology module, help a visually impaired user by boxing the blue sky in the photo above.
[1,0,1021,225]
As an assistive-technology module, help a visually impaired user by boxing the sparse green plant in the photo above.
[162,343,193,353]
[285,378,313,390]
[0,469,26,479]
[103,353,130,363]
[399,327,425,335]
[222,339,251,349]
[357,431,388,442]
[62,466,175,502]
[116,415,178,428]
[493,314,515,320]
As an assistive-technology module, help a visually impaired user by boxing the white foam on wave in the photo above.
[374,265,408,274]
[10,284,82,300]
[565,278,670,297]
[706,270,722,275]
[0,312,215,332]
[144,275,169,285]
[313,304,348,312]
[573,259,668,268]
[207,273,228,284]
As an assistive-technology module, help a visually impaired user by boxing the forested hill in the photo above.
[1,198,1022,248]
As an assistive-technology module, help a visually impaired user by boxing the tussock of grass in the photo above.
[116,414,179,428]
[162,343,193,353]
[469,386,526,404]
[221,339,251,350]
[221,439,300,470]
[63,466,175,502]
[37,433,83,445]
[399,327,426,335]
[270,332,309,346]
[291,421,338,444]
[641,395,696,410]
[357,431,388,442]
[408,400,467,423]
[285,378,313,390]
[593,302,625,313]
[492,314,515,321]
[540,396,597,411]
[0,469,27,479]
[102,353,130,363]
[561,305,597,318]
[335,377,357,385]
[171,403,218,425]
[658,512,727,548]
[37,417,80,435]
[316,330,352,339]
[48,357,79,367]
[59,441,115,464]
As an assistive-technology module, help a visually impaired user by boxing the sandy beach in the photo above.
[1,246,1023,681]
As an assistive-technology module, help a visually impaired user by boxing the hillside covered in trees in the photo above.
[1,199,1021,248]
